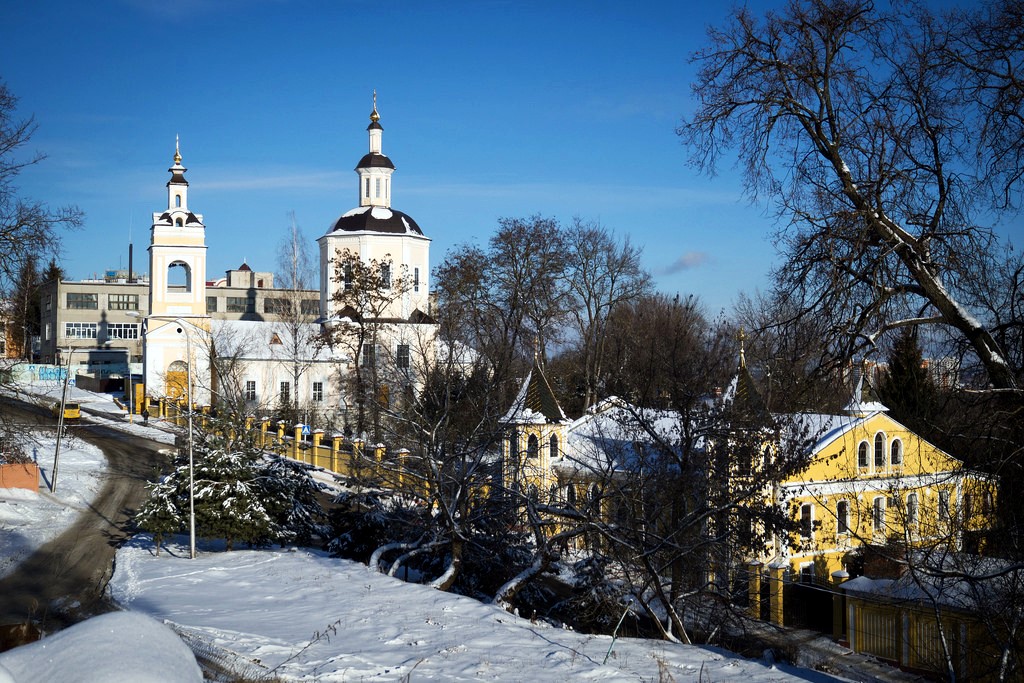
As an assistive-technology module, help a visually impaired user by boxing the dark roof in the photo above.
[520,361,568,423]
[238,262,251,271]
[409,309,435,324]
[356,153,395,170]
[367,121,383,131]
[329,206,423,236]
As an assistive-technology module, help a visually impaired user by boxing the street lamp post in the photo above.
[131,312,197,559]
[50,347,78,493]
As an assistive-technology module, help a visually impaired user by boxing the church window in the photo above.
[527,434,539,458]
[361,343,377,369]
[381,263,391,288]
[175,194,181,207]
[396,344,410,370]
[874,432,885,468]
[344,262,353,290]
[413,267,420,293]
[857,441,869,469]
[312,381,324,403]
[872,496,886,531]
[907,493,919,527]
[939,489,951,522]
[836,500,849,534]
[279,381,291,404]
[566,485,576,507]
[375,177,381,198]
[175,217,183,227]
[244,381,257,402]
[549,434,558,459]
[800,504,813,539]
[364,178,370,198]
[890,439,902,465]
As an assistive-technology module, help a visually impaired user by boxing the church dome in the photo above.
[329,205,423,235]
[356,152,394,170]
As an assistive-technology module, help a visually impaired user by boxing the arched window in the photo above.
[836,500,849,534]
[527,434,539,458]
[507,429,520,468]
[549,484,558,503]
[175,194,181,207]
[874,432,885,468]
[858,442,869,469]
[873,496,886,531]
[167,261,192,293]
[590,483,601,503]
[890,439,902,465]
[527,484,538,502]
[907,493,919,527]
[175,217,184,227]
[566,485,576,507]
[549,434,559,459]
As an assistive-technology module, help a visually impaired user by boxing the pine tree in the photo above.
[135,477,185,556]
[192,448,275,550]
[878,328,937,434]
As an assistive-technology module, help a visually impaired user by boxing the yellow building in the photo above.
[500,358,993,585]
[768,379,993,581]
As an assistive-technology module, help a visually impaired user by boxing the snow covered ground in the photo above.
[107,537,838,682]
[1,382,843,682]
[0,383,173,579]
[0,433,104,580]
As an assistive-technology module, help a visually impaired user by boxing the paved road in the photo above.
[0,397,169,631]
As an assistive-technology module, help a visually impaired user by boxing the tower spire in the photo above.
[174,134,182,164]
[738,326,747,370]
[370,89,380,123]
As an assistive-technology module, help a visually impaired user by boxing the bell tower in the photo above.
[148,137,208,318]
[142,139,211,404]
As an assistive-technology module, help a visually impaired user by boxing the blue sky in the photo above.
[4,1,1018,315]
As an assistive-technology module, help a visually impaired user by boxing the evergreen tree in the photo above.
[135,419,327,552]
[135,477,184,556]
[878,328,937,434]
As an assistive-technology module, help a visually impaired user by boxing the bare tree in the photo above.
[325,248,408,440]
[272,214,320,423]
[679,0,1021,392]
[564,218,652,410]
[435,215,570,411]
[0,82,81,307]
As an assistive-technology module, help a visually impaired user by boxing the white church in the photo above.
[138,95,436,433]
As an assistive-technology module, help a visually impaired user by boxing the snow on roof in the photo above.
[563,397,685,473]
[843,554,1021,613]
[210,319,338,363]
[501,364,568,425]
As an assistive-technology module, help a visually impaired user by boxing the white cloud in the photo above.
[662,251,710,274]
